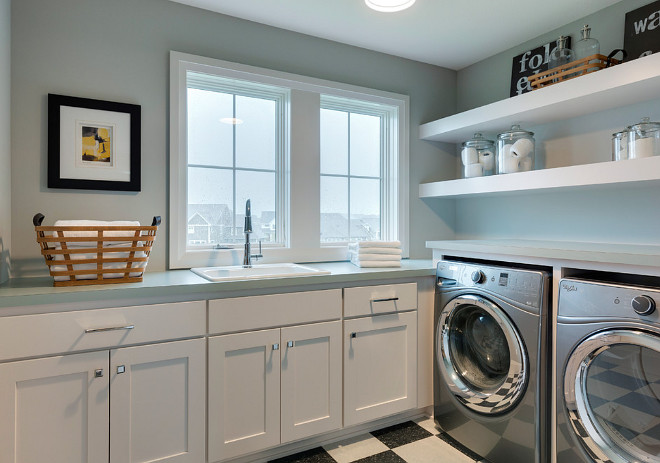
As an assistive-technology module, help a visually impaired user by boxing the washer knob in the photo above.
[631,295,656,316]
[471,270,485,284]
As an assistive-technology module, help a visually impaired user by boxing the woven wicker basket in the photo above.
[527,53,620,90]
[33,213,160,287]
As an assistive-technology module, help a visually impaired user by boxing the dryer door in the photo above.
[437,294,529,415]
[564,329,660,463]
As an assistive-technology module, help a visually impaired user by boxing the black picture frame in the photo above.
[48,93,141,191]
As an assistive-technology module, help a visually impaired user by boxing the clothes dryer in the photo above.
[434,260,551,463]
[556,278,660,463]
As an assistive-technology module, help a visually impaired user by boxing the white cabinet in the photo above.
[0,339,205,463]
[343,311,417,427]
[208,321,342,462]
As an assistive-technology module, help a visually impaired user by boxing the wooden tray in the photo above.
[528,53,620,90]
[33,213,160,287]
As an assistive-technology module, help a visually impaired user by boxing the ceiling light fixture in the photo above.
[220,117,243,125]
[365,0,416,12]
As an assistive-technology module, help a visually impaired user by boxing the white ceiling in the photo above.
[169,0,621,70]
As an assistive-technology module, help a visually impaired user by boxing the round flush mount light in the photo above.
[365,0,416,12]
[220,117,243,125]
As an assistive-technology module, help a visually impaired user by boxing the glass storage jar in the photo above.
[612,129,629,161]
[461,132,495,178]
[628,117,660,159]
[497,125,535,174]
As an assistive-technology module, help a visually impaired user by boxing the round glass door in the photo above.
[437,295,528,415]
[565,330,660,463]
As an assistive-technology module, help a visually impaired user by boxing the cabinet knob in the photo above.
[350,332,357,339]
[117,365,126,374]
[94,369,104,378]
[272,343,280,350]
[287,341,294,348]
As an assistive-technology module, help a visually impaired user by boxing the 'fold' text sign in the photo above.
[510,39,564,97]
[624,0,660,61]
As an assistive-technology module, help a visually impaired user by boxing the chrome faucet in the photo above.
[243,199,262,268]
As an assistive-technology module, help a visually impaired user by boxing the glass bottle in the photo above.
[549,35,574,70]
[574,25,600,61]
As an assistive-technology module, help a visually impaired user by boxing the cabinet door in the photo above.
[109,339,205,463]
[208,329,281,462]
[280,321,342,443]
[343,311,417,427]
[0,351,110,463]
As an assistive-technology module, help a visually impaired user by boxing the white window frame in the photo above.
[170,51,409,269]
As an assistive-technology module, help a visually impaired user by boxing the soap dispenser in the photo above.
[574,25,600,60]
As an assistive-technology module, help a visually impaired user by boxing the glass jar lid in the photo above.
[630,117,660,136]
[462,132,494,149]
[612,128,629,138]
[497,124,534,140]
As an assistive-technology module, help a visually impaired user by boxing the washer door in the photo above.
[437,294,528,415]
[564,329,660,463]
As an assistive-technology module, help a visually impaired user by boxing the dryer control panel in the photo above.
[559,278,660,324]
[436,261,547,309]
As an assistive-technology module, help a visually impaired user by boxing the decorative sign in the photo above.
[624,0,660,61]
[510,38,568,97]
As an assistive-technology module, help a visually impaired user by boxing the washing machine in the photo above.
[556,278,660,463]
[434,260,551,463]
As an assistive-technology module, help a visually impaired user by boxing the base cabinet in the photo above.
[343,311,418,427]
[208,321,342,462]
[0,339,205,463]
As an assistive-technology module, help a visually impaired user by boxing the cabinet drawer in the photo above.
[0,301,205,362]
[344,283,417,317]
[209,289,342,335]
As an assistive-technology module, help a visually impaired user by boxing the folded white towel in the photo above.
[51,250,147,281]
[53,220,141,239]
[350,247,403,255]
[348,251,402,261]
[349,241,401,249]
[350,258,401,268]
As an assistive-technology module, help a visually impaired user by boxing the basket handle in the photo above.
[606,49,627,67]
[33,213,45,227]
[152,216,161,227]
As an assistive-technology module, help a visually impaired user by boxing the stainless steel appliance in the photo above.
[556,278,660,463]
[434,260,550,463]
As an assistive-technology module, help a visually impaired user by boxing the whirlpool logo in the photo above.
[561,282,578,292]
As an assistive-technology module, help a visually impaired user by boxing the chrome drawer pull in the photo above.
[287,341,294,348]
[371,297,399,303]
[84,324,135,334]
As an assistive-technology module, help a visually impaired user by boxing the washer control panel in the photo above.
[436,261,546,309]
[559,278,660,323]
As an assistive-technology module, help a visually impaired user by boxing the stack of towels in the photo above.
[348,241,402,268]
[51,220,147,281]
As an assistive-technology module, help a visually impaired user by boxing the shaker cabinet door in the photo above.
[280,321,342,443]
[344,311,417,427]
[208,329,281,462]
[0,351,110,463]
[109,339,205,463]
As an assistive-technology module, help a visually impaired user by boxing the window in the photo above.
[320,97,398,244]
[170,52,408,269]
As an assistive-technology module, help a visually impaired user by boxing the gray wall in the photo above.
[0,0,10,284]
[449,0,660,246]
[10,0,457,276]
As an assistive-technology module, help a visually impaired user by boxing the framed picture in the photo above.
[48,94,141,191]
[624,0,660,61]
[510,38,568,97]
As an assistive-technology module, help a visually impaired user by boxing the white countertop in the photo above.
[426,240,660,268]
[0,260,435,309]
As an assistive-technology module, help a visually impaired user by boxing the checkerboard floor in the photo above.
[269,418,490,463]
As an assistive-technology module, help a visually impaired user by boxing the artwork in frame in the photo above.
[48,94,141,191]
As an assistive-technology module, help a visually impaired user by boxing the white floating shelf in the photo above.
[419,156,660,199]
[420,53,660,143]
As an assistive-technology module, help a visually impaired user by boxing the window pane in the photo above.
[187,167,234,245]
[236,170,276,243]
[320,109,348,175]
[187,88,233,167]
[320,176,348,243]
[350,178,380,241]
[350,113,381,177]
[236,95,276,170]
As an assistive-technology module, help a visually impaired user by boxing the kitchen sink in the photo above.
[191,263,330,282]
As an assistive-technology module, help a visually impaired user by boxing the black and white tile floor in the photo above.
[269,418,489,463]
